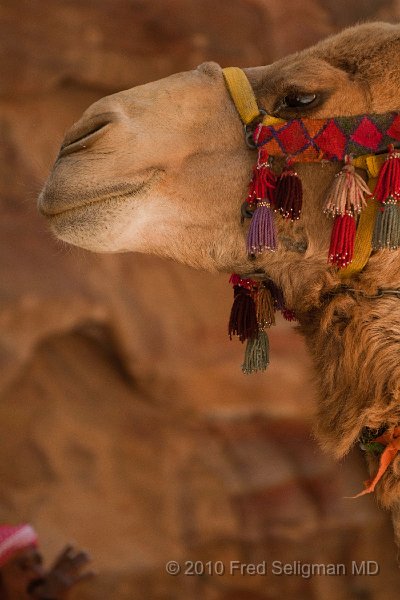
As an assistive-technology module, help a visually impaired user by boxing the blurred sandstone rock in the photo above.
[1,1,400,598]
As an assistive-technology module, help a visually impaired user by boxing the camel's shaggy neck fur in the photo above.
[39,23,400,513]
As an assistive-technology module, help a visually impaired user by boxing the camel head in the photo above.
[39,21,400,534]
[39,21,400,305]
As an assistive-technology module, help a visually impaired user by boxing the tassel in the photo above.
[372,202,400,250]
[256,284,276,329]
[325,159,371,217]
[247,201,277,254]
[275,165,303,220]
[229,273,253,289]
[228,285,258,342]
[374,145,400,204]
[242,330,270,374]
[247,153,276,203]
[324,156,370,268]
[372,146,400,249]
[328,212,356,268]
[229,273,242,287]
[282,308,297,322]
[246,152,277,255]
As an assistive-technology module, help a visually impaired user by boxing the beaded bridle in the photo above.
[222,67,400,375]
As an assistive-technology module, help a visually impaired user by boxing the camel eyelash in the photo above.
[273,89,329,116]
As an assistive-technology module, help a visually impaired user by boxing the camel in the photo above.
[38,22,400,542]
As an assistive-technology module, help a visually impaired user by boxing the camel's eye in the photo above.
[282,93,318,108]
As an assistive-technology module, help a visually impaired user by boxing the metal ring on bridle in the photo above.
[244,109,267,149]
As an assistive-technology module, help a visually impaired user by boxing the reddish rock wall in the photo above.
[1,2,400,598]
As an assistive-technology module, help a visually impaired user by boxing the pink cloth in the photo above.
[0,525,38,567]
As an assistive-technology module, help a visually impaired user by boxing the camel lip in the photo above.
[39,182,147,218]
[39,188,141,219]
[39,171,163,217]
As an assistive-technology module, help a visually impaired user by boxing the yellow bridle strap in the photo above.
[222,67,261,125]
[339,154,386,278]
[223,67,284,126]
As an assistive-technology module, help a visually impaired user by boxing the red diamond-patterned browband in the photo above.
[254,113,400,161]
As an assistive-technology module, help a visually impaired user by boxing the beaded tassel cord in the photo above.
[228,283,258,342]
[228,277,297,374]
[275,163,303,221]
[246,153,277,255]
[372,145,400,250]
[228,108,400,375]
[242,331,269,374]
[324,157,371,268]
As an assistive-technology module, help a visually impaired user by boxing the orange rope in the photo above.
[351,426,400,498]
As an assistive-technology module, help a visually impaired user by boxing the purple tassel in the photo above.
[246,201,277,255]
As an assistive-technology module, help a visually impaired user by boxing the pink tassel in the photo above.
[324,158,371,217]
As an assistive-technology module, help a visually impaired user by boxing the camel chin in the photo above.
[42,190,248,272]
[44,197,138,253]
[41,190,169,254]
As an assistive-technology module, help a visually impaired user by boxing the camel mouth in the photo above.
[39,169,164,218]
[40,183,148,218]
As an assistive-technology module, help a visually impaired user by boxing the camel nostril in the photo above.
[59,112,115,157]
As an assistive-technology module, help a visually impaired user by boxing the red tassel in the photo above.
[324,156,370,268]
[229,273,241,287]
[228,285,258,342]
[275,166,303,220]
[229,274,253,289]
[372,146,400,250]
[328,212,356,268]
[374,145,400,204]
[247,154,276,205]
[282,308,297,322]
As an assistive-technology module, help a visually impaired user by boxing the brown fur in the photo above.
[39,24,400,524]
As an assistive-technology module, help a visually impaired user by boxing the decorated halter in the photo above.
[223,67,400,375]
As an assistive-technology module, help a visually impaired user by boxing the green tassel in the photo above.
[372,201,400,250]
[241,330,270,374]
